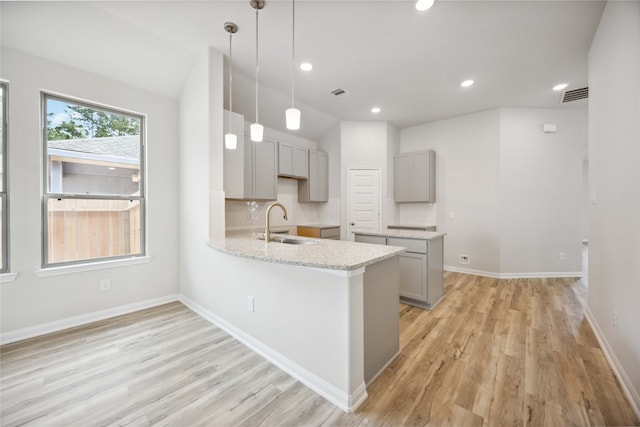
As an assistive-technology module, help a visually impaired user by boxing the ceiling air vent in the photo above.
[331,88,346,96]
[561,87,588,103]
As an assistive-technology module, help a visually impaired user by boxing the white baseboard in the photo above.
[585,307,640,420]
[178,295,367,413]
[0,294,179,345]
[444,265,583,279]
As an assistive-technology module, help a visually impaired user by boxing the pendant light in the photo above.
[415,0,435,11]
[224,22,238,150]
[285,0,300,130]
[250,0,265,142]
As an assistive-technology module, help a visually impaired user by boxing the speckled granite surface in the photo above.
[208,231,405,271]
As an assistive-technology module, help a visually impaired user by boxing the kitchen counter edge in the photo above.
[207,233,405,271]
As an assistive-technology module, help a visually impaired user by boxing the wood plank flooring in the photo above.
[1,272,638,426]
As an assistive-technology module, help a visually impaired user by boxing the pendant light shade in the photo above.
[285,107,300,130]
[224,133,238,150]
[224,22,238,150]
[415,0,435,11]
[250,0,265,142]
[250,123,264,142]
[286,0,301,131]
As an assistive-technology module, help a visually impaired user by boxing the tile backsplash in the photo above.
[225,178,322,234]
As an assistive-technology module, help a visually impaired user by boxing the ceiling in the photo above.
[1,1,605,140]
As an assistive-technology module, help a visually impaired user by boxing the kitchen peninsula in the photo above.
[203,232,405,412]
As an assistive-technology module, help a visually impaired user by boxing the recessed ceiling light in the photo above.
[553,83,568,91]
[415,0,435,11]
[300,62,313,71]
[108,167,116,171]
[371,107,381,114]
[460,79,474,88]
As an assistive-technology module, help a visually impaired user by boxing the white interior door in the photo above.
[348,169,381,240]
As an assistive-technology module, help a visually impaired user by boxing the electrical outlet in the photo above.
[100,279,111,292]
[459,255,470,265]
[613,310,619,330]
[559,252,566,262]
[247,296,254,313]
[448,211,455,220]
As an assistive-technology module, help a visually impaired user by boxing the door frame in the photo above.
[346,167,382,241]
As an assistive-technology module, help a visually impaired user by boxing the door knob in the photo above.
[350,222,355,226]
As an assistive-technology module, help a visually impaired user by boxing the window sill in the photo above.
[34,256,152,278]
[0,272,18,283]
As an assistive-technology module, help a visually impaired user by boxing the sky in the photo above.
[47,99,72,128]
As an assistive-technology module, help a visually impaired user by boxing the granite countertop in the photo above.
[387,224,437,230]
[208,231,405,271]
[354,229,446,240]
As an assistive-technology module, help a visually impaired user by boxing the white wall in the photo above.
[499,108,586,275]
[0,47,179,334]
[318,124,342,226]
[400,108,586,277]
[230,72,338,142]
[178,47,220,306]
[401,110,501,274]
[340,122,393,240]
[588,0,640,414]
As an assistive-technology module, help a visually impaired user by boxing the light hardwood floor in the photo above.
[1,272,638,426]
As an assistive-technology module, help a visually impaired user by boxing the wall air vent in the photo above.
[331,88,346,96]
[561,87,588,103]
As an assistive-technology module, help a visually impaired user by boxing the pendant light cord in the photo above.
[228,32,233,130]
[291,0,295,108]
[255,8,259,124]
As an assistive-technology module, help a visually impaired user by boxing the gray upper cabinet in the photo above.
[394,149,435,203]
[252,138,278,200]
[278,142,308,179]
[298,150,328,203]
[224,114,277,200]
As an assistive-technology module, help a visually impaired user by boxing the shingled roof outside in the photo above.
[48,135,140,161]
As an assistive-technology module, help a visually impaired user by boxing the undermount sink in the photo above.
[258,235,317,245]
[274,237,316,245]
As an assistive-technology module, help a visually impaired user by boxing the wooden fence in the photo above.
[47,198,141,264]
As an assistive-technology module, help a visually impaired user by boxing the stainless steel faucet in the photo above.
[265,202,288,242]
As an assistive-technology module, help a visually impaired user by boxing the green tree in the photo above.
[47,104,139,140]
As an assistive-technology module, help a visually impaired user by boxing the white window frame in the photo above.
[41,92,146,268]
[1,81,8,274]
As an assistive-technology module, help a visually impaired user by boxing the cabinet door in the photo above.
[413,152,429,202]
[413,150,435,203]
[354,234,387,245]
[253,139,277,200]
[398,252,427,301]
[298,150,328,202]
[310,151,328,202]
[293,146,309,179]
[394,153,413,202]
[278,142,293,176]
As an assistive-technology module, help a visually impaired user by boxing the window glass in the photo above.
[43,94,144,267]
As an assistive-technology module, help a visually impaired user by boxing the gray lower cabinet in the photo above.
[297,225,340,239]
[397,252,427,301]
[354,233,444,309]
